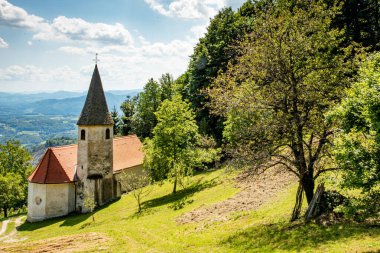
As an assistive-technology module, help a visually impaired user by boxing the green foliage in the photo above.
[159,73,174,101]
[111,106,121,136]
[144,95,220,193]
[120,95,136,136]
[0,173,24,218]
[327,0,380,51]
[0,140,32,217]
[209,0,353,210]
[83,190,96,222]
[185,6,253,142]
[332,53,380,219]
[132,79,162,138]
[144,95,199,193]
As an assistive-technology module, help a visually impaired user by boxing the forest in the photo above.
[1,0,380,227]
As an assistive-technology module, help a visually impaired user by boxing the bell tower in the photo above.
[76,64,114,212]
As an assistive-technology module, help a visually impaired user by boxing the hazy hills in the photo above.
[0,89,141,149]
[0,90,141,115]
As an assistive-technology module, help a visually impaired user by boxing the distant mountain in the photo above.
[0,90,141,116]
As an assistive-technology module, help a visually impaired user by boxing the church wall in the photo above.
[68,183,76,214]
[27,183,47,222]
[45,183,75,218]
[114,164,144,193]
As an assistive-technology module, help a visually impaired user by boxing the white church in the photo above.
[27,64,144,222]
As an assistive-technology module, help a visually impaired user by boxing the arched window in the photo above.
[80,129,86,140]
[106,128,110,139]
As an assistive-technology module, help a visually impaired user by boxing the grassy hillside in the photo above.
[0,169,379,252]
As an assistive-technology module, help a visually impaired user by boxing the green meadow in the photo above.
[1,169,379,252]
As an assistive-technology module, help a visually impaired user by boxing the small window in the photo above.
[106,128,110,139]
[81,129,86,140]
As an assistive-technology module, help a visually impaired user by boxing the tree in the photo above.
[185,7,243,143]
[144,95,200,193]
[0,173,24,218]
[120,95,136,136]
[159,73,174,101]
[331,53,380,219]
[111,106,121,135]
[0,140,33,217]
[119,171,151,212]
[209,0,353,219]
[83,189,96,222]
[326,0,380,51]
[133,78,162,138]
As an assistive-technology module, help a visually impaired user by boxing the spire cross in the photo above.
[93,53,99,64]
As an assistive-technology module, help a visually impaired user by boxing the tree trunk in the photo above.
[173,176,177,194]
[3,206,7,218]
[138,196,141,212]
[301,172,315,204]
[290,183,303,222]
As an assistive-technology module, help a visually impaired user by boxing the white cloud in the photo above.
[27,40,32,46]
[0,0,133,45]
[0,36,8,48]
[0,0,48,29]
[34,16,133,45]
[190,24,208,37]
[144,0,226,19]
[0,65,80,83]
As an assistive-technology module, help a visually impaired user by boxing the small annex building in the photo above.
[27,64,144,222]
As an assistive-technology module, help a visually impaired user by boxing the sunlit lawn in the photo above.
[2,168,379,252]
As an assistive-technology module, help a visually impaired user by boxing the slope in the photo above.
[0,168,379,253]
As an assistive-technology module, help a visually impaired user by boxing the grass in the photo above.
[1,168,379,252]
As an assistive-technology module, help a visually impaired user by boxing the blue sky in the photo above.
[0,0,245,92]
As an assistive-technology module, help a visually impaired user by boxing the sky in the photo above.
[0,0,245,92]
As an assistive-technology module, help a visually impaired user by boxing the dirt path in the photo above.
[0,220,10,236]
[176,166,297,224]
[0,217,26,243]
[0,232,109,253]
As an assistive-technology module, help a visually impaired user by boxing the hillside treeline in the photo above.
[115,0,380,221]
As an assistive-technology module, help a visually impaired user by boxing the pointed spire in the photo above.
[77,65,114,125]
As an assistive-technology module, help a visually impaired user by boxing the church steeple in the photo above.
[77,64,114,125]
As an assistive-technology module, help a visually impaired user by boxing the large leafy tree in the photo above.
[144,95,200,193]
[186,7,244,142]
[332,53,380,218]
[0,173,24,218]
[0,140,33,217]
[209,0,353,219]
[132,78,162,138]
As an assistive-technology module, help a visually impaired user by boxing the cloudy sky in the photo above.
[0,0,245,92]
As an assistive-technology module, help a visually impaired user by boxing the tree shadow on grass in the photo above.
[221,221,380,252]
[18,199,120,231]
[142,177,221,210]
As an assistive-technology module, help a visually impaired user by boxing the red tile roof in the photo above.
[28,135,144,184]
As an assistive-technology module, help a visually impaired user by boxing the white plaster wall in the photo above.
[45,184,73,218]
[27,183,47,222]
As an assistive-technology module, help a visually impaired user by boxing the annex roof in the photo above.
[77,64,114,126]
[28,135,144,184]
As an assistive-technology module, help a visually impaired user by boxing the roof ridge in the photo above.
[50,144,78,150]
[114,135,137,139]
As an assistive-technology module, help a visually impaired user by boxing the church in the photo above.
[27,64,144,222]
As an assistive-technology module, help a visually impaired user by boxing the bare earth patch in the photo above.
[176,167,297,224]
[0,232,108,253]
